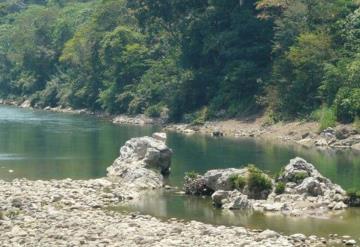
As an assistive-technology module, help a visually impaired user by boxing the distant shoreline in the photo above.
[1,98,360,152]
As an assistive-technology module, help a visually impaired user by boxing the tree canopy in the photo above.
[0,0,359,124]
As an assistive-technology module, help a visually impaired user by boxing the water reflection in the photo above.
[167,133,360,189]
[1,105,360,238]
[125,190,360,239]
[0,105,158,180]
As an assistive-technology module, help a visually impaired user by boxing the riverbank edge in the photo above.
[1,98,359,152]
[1,178,353,247]
[0,104,358,246]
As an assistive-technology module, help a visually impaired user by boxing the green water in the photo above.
[1,105,360,239]
[0,105,158,180]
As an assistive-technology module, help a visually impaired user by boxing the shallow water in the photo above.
[0,105,157,180]
[0,105,359,238]
[125,191,360,239]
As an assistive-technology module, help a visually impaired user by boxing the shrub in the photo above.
[192,107,209,125]
[275,182,285,194]
[274,167,285,181]
[185,171,199,180]
[311,106,336,131]
[354,116,360,132]
[229,174,246,190]
[293,171,308,183]
[145,104,162,118]
[334,87,360,123]
[247,164,272,199]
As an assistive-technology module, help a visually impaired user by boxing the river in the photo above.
[0,105,359,239]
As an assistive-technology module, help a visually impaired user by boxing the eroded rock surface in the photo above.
[107,135,172,189]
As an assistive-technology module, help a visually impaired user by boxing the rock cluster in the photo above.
[184,157,349,217]
[312,127,360,149]
[166,121,360,151]
[0,135,337,246]
[0,184,330,247]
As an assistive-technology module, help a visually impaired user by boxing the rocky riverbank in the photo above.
[1,98,360,151]
[0,178,337,247]
[165,120,360,151]
[0,134,358,246]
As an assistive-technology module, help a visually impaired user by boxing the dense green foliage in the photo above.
[0,0,359,123]
[275,182,285,195]
[247,164,272,199]
[311,106,337,131]
[229,174,246,190]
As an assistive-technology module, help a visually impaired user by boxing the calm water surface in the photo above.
[0,105,359,238]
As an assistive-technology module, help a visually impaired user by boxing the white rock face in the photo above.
[152,132,167,141]
[107,135,172,189]
[279,157,346,197]
[203,168,248,191]
[20,100,31,108]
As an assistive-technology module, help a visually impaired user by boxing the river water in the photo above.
[0,105,359,238]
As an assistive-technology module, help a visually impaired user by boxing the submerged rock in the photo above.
[107,134,172,189]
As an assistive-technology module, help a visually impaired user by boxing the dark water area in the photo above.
[1,105,359,239]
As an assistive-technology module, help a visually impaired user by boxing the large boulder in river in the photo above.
[277,157,346,201]
[107,134,172,189]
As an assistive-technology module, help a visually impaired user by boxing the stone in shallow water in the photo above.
[346,239,357,245]
[107,136,172,189]
[212,190,253,210]
[256,229,280,241]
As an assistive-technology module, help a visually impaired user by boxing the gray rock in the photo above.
[212,130,223,137]
[257,229,280,240]
[152,132,167,141]
[296,177,323,196]
[184,175,213,196]
[203,168,247,191]
[262,203,285,212]
[11,198,22,208]
[211,190,230,207]
[290,233,306,242]
[278,157,318,183]
[212,190,253,210]
[320,127,336,139]
[20,100,31,108]
[107,136,172,189]
[345,239,357,246]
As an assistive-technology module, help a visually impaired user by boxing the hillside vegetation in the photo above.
[0,0,359,124]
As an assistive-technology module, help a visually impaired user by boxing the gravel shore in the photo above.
[0,179,336,247]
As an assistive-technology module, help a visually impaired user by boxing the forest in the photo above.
[0,0,359,125]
